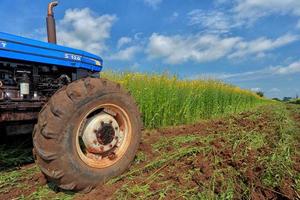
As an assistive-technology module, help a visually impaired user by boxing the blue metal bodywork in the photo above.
[0,32,103,72]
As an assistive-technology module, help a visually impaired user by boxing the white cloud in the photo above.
[144,0,162,9]
[199,0,300,36]
[172,12,179,18]
[271,60,300,75]
[297,20,300,29]
[250,88,262,92]
[195,60,300,81]
[229,34,299,58]
[187,10,241,33]
[146,33,298,64]
[134,32,143,40]
[57,8,117,54]
[214,0,231,5]
[109,46,141,61]
[147,33,241,64]
[211,0,300,29]
[169,12,179,21]
[117,37,132,49]
[269,88,280,93]
[234,0,300,22]
[130,62,140,70]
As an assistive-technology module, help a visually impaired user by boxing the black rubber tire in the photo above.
[33,77,142,192]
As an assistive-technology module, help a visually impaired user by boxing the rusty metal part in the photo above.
[76,103,131,169]
[96,123,115,145]
[108,152,117,160]
[47,1,58,44]
[0,86,20,100]
[5,123,35,135]
[47,1,58,16]
[81,112,121,154]
[0,100,45,122]
[0,111,39,122]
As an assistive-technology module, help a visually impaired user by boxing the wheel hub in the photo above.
[96,122,115,145]
[81,113,123,154]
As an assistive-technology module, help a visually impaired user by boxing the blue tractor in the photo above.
[0,1,142,192]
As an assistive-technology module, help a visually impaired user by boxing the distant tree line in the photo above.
[252,90,299,104]
[272,95,300,104]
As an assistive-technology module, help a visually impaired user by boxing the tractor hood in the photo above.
[0,32,103,72]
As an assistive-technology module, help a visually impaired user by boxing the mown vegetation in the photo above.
[0,136,33,170]
[1,73,298,200]
[2,104,299,200]
[107,104,300,199]
[0,165,74,200]
[103,72,267,128]
[290,98,300,104]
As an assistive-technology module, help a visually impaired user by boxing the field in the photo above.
[0,73,299,200]
[102,72,266,128]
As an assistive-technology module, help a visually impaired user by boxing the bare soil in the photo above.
[76,105,300,200]
[1,104,299,200]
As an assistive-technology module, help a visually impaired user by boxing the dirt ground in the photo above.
[0,104,299,200]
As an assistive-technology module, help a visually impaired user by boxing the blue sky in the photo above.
[0,0,299,98]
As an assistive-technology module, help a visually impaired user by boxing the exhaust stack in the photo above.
[46,1,58,44]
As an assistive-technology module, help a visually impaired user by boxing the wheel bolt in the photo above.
[108,153,116,160]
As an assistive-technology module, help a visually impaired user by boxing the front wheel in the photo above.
[33,78,142,192]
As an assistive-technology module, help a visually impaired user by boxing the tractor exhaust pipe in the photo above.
[46,1,58,44]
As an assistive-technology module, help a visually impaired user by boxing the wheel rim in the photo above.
[75,103,132,168]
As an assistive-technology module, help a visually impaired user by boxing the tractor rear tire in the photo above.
[33,77,142,192]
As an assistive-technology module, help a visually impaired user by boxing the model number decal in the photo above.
[65,53,82,61]
[0,41,7,48]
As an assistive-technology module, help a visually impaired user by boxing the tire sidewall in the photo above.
[61,92,141,184]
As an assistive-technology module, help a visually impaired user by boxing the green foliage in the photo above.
[0,140,33,169]
[260,106,297,188]
[0,166,39,193]
[134,152,147,164]
[289,98,300,104]
[256,91,264,97]
[113,104,300,199]
[17,184,74,200]
[102,72,267,129]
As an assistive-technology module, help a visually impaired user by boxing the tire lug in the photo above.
[99,146,104,152]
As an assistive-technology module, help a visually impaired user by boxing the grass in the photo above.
[0,72,298,199]
[17,184,74,200]
[0,164,74,200]
[112,104,300,199]
[1,104,299,199]
[289,98,300,104]
[0,137,33,170]
[0,166,39,194]
[102,72,267,128]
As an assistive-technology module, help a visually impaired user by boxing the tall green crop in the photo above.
[102,72,268,129]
